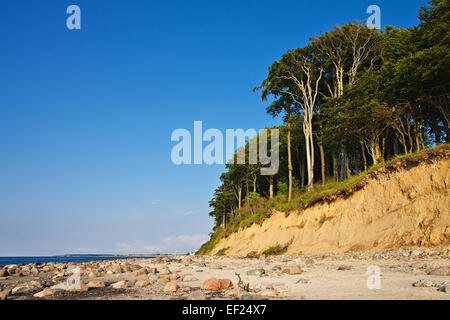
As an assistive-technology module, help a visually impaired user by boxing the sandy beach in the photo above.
[1,248,449,300]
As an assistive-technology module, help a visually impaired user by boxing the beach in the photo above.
[1,248,449,300]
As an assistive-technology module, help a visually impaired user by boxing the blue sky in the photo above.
[0,0,427,255]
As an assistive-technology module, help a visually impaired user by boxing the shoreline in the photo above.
[1,247,449,300]
[0,255,160,267]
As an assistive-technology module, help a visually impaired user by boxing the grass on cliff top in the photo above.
[196,143,449,255]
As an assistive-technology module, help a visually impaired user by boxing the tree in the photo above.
[255,46,323,191]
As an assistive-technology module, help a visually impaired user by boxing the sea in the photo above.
[0,255,156,266]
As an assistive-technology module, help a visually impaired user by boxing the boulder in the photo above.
[135,279,152,287]
[163,282,178,293]
[111,280,128,289]
[33,289,55,298]
[134,268,148,277]
[247,269,265,276]
[182,274,198,282]
[282,266,303,275]
[0,289,11,301]
[201,278,233,291]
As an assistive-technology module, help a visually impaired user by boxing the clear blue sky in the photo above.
[0,0,427,255]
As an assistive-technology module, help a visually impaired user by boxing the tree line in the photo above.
[208,0,449,231]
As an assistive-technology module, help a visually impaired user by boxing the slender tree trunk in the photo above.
[346,156,351,178]
[287,121,293,201]
[360,140,367,171]
[339,145,347,181]
[319,144,326,185]
[300,161,305,188]
[309,121,315,188]
[304,120,314,190]
[333,156,338,182]
[269,176,274,199]
[238,186,242,210]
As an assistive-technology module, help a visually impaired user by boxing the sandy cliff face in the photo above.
[212,150,450,255]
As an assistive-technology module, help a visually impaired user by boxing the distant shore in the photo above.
[0,255,160,266]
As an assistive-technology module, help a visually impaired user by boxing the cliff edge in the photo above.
[210,147,450,255]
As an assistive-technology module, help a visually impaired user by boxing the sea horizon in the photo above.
[0,254,159,266]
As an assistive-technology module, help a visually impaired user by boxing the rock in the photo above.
[169,274,180,280]
[282,266,303,275]
[182,274,198,282]
[201,278,233,291]
[147,267,157,274]
[163,282,178,292]
[257,290,277,298]
[0,269,9,277]
[305,259,315,265]
[437,285,448,293]
[427,267,450,276]
[412,279,445,288]
[160,269,172,275]
[274,284,290,294]
[187,291,207,300]
[177,286,192,293]
[0,289,11,301]
[6,265,18,274]
[109,264,123,274]
[337,265,352,271]
[86,281,106,288]
[12,284,36,294]
[51,282,68,291]
[121,266,131,273]
[135,279,152,287]
[30,266,40,275]
[111,281,128,289]
[410,262,427,269]
[183,257,193,264]
[134,268,148,277]
[247,269,265,276]
[33,289,55,298]
[271,266,282,272]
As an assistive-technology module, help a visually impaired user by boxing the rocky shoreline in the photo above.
[1,248,449,300]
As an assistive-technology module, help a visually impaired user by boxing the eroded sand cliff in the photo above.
[212,149,450,255]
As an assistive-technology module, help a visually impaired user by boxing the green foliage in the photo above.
[262,240,293,255]
[277,182,288,195]
[216,247,230,256]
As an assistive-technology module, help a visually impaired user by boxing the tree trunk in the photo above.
[269,176,274,199]
[238,186,242,210]
[360,140,367,171]
[304,121,314,190]
[346,156,351,178]
[339,145,347,181]
[287,121,293,201]
[319,144,326,185]
[333,156,338,182]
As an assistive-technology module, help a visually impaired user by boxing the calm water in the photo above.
[0,255,156,266]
